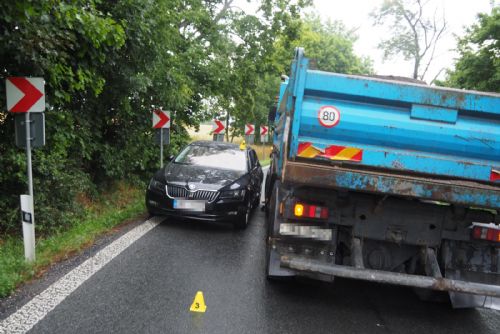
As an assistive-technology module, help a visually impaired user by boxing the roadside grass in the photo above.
[260,159,270,166]
[0,183,146,298]
[250,144,272,162]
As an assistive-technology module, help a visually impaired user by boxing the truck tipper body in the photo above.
[264,48,500,308]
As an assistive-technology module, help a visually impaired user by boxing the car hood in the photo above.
[164,163,247,191]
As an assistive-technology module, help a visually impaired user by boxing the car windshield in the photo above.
[174,144,247,172]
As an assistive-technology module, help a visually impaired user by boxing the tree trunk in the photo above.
[413,57,420,79]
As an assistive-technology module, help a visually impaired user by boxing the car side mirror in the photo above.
[167,155,174,161]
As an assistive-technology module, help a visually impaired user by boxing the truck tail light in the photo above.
[294,202,328,219]
[472,226,500,242]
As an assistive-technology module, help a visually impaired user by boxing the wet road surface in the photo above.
[25,209,500,334]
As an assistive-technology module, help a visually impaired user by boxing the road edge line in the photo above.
[0,216,162,334]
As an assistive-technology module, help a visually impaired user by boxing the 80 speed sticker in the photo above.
[318,106,340,128]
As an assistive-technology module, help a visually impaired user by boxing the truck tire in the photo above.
[265,182,278,278]
[265,181,295,280]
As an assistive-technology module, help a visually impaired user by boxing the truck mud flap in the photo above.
[280,256,500,299]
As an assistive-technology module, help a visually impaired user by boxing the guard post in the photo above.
[6,77,46,262]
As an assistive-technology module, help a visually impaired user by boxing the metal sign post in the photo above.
[155,128,171,167]
[6,77,45,262]
[244,134,254,145]
[153,109,171,168]
[160,129,164,168]
[20,194,35,261]
[212,120,225,141]
[245,124,255,144]
[260,126,269,161]
[24,113,35,261]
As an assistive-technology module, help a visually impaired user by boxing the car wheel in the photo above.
[252,191,260,209]
[234,199,252,230]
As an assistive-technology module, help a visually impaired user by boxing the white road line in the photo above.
[0,216,162,334]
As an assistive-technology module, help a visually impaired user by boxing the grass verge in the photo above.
[0,183,146,298]
[260,159,270,167]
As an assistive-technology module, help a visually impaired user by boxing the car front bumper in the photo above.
[146,189,246,223]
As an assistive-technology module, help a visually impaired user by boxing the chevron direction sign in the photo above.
[152,109,170,129]
[6,77,45,113]
[212,120,225,134]
[245,124,255,135]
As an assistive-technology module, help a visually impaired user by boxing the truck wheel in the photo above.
[265,181,294,280]
[265,181,278,278]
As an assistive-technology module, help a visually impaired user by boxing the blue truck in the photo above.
[264,48,500,308]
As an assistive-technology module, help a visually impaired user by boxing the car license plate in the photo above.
[173,199,206,211]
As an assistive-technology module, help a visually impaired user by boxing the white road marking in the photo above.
[0,216,162,334]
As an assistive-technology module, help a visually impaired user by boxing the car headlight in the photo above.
[148,179,165,193]
[219,189,246,200]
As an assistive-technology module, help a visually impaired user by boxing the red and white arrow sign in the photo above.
[212,120,225,134]
[152,109,170,128]
[260,125,268,136]
[6,77,45,113]
[245,124,255,135]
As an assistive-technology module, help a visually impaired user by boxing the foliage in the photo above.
[442,7,499,92]
[274,15,373,75]
[371,0,447,81]
[0,0,125,234]
[226,13,372,141]
[0,0,371,236]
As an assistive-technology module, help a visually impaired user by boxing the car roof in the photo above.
[189,140,245,150]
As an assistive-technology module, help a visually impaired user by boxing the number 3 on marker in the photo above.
[318,106,340,128]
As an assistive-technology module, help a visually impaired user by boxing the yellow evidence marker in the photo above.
[190,291,207,313]
[239,140,246,150]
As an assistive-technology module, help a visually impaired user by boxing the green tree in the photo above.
[0,0,126,233]
[199,0,312,141]
[0,0,313,234]
[274,15,373,75]
[371,0,447,81]
[224,13,373,141]
[443,7,499,92]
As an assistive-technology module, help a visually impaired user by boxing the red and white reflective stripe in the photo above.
[491,169,500,182]
[297,142,363,162]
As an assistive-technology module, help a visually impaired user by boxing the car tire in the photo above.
[234,199,251,230]
[252,191,260,209]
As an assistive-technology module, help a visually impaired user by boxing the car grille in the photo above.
[166,184,219,202]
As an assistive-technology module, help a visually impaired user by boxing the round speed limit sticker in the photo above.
[318,106,341,128]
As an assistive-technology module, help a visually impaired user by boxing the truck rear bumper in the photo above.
[284,161,500,209]
[280,255,500,298]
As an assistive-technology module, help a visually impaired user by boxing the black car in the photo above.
[146,140,264,229]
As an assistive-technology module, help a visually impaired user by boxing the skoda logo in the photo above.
[188,184,196,190]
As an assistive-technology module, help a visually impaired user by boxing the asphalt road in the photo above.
[16,207,498,334]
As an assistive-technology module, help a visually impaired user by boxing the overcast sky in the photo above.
[235,0,497,82]
[311,0,497,81]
